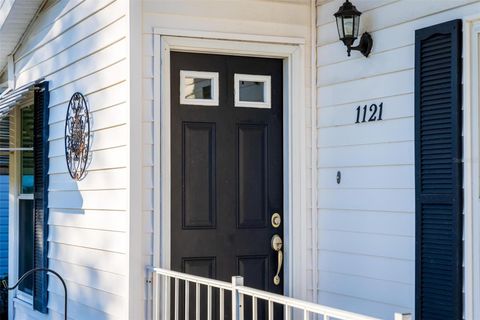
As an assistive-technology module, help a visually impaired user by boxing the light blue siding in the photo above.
[0,175,8,277]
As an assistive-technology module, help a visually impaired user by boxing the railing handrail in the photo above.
[237,286,380,320]
[149,267,383,320]
[150,267,233,290]
[236,285,380,320]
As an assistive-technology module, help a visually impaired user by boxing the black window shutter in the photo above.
[33,81,49,313]
[415,20,462,320]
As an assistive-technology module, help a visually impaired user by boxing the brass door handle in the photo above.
[271,234,283,286]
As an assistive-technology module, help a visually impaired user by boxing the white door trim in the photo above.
[463,14,480,320]
[152,32,307,298]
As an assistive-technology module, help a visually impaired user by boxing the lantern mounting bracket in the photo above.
[347,32,373,57]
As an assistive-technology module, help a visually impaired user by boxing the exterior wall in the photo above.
[141,0,315,314]
[9,0,480,319]
[315,0,480,319]
[12,0,128,319]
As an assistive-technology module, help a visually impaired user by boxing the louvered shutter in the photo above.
[415,20,462,320]
[33,82,49,313]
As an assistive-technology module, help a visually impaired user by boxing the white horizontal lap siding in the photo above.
[12,0,128,319]
[141,0,313,311]
[316,1,480,319]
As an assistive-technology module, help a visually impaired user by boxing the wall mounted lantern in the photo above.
[334,0,373,57]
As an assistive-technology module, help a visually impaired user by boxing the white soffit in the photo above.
[0,0,44,73]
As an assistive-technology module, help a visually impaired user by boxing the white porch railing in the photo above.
[150,267,383,320]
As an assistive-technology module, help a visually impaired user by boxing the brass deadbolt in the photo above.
[271,213,281,228]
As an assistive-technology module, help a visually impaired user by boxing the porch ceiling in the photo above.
[0,0,44,76]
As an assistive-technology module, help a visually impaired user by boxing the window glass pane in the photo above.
[18,199,33,295]
[21,106,34,194]
[0,117,10,174]
[239,81,264,103]
[0,173,8,277]
[184,77,212,100]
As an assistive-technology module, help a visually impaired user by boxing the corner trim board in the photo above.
[463,14,480,320]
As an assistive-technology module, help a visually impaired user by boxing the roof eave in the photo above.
[0,0,45,80]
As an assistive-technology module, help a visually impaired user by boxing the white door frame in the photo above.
[463,14,480,320]
[152,30,308,297]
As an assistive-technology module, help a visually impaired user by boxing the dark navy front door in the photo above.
[170,51,284,318]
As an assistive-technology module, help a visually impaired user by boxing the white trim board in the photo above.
[152,32,308,299]
[127,0,143,319]
[153,28,306,45]
[463,14,480,320]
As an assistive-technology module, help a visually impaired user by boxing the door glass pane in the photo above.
[20,106,34,194]
[234,74,271,108]
[18,199,33,295]
[239,81,265,102]
[185,77,212,100]
[180,71,219,106]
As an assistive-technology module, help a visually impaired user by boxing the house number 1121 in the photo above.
[355,103,383,123]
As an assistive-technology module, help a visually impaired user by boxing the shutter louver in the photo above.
[33,82,49,313]
[415,20,462,320]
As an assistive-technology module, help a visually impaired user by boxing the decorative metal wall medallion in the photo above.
[64,92,90,180]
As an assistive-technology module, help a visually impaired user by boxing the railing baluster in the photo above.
[185,280,190,320]
[164,275,171,320]
[207,285,212,320]
[268,300,274,320]
[325,315,330,320]
[174,278,179,320]
[252,297,257,320]
[303,309,309,320]
[239,294,244,320]
[284,305,290,320]
[219,288,225,320]
[195,283,200,320]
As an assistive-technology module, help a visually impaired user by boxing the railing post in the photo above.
[152,271,160,320]
[394,313,412,320]
[231,276,244,320]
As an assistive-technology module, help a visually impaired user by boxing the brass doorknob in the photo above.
[271,234,283,285]
[271,234,283,251]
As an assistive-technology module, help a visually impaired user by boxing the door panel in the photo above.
[237,124,268,228]
[182,122,216,229]
[183,257,216,278]
[171,52,283,319]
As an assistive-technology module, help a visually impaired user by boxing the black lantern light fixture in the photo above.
[334,0,373,57]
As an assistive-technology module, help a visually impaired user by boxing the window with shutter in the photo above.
[415,20,463,319]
